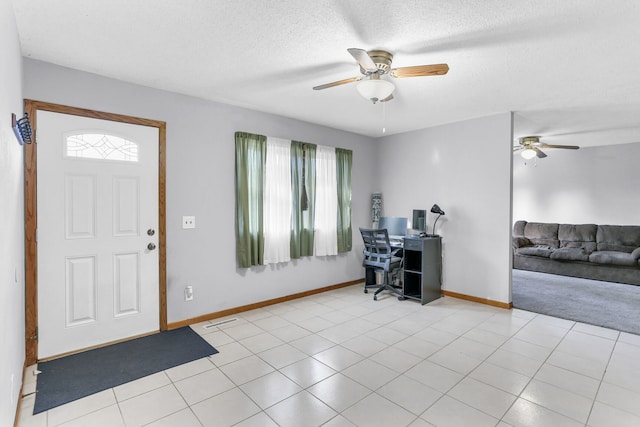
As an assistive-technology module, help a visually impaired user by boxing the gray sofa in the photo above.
[513,220,640,285]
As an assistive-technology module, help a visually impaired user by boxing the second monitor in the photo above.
[412,209,427,232]
[378,216,408,239]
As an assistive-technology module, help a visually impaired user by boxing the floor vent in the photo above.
[203,318,237,329]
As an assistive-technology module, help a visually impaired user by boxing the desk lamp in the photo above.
[430,204,445,236]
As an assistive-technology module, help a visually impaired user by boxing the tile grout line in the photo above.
[25,286,637,427]
[420,309,539,424]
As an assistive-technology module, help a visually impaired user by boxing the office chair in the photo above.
[359,228,404,301]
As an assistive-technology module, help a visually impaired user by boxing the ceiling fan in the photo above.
[313,48,449,103]
[515,136,580,159]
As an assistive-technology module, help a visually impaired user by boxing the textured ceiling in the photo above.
[10,0,640,147]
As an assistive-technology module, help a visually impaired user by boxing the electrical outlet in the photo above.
[182,216,196,229]
[184,286,193,301]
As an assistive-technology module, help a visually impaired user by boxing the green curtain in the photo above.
[290,141,303,259]
[336,148,353,253]
[290,141,316,258]
[235,132,266,268]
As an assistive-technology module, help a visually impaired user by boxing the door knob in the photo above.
[147,229,155,236]
[147,243,156,250]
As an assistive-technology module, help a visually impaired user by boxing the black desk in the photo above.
[402,236,442,304]
[364,236,442,304]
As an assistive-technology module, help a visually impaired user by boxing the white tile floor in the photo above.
[17,284,640,427]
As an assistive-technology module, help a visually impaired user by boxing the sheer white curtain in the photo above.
[314,145,338,256]
[263,137,292,264]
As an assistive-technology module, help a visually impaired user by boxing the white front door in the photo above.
[37,111,160,359]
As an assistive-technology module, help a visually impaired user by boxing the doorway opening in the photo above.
[24,100,167,365]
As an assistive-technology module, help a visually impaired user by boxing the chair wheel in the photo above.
[364,289,368,293]
[398,296,405,301]
[373,295,378,301]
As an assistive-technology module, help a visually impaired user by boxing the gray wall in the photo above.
[4,43,516,425]
[23,59,378,323]
[513,142,640,225]
[377,113,514,304]
[0,0,25,423]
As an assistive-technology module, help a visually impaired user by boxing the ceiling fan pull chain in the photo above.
[382,101,387,134]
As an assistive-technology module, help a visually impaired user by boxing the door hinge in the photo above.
[35,326,38,341]
[35,228,38,243]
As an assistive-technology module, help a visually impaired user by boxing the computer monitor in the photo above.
[378,216,408,239]
[412,209,427,232]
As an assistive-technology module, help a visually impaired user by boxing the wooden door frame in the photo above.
[24,100,167,365]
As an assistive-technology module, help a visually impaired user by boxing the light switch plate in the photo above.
[184,285,193,301]
[182,216,196,229]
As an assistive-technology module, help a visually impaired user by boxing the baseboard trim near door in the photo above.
[167,278,364,330]
[441,290,513,309]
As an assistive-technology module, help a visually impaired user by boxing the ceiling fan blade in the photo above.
[534,147,548,158]
[390,63,449,78]
[347,48,378,72]
[312,76,362,90]
[539,144,580,150]
[380,94,394,102]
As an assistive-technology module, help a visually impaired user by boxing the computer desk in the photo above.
[402,235,442,304]
[388,238,404,248]
[364,236,442,304]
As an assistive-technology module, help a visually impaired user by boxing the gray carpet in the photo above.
[512,269,640,335]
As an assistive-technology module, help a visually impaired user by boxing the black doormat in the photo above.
[34,327,218,414]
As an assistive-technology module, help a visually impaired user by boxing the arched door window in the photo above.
[65,133,139,162]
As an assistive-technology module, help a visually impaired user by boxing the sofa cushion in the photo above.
[513,220,527,237]
[550,247,590,262]
[589,251,638,267]
[633,247,640,260]
[524,222,559,248]
[597,225,640,253]
[558,224,597,253]
[516,246,555,258]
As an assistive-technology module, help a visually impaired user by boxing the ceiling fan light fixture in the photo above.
[356,79,395,103]
[521,148,537,160]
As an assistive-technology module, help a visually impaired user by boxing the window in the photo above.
[66,133,139,162]
[263,137,292,264]
[235,132,352,268]
[314,145,338,256]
